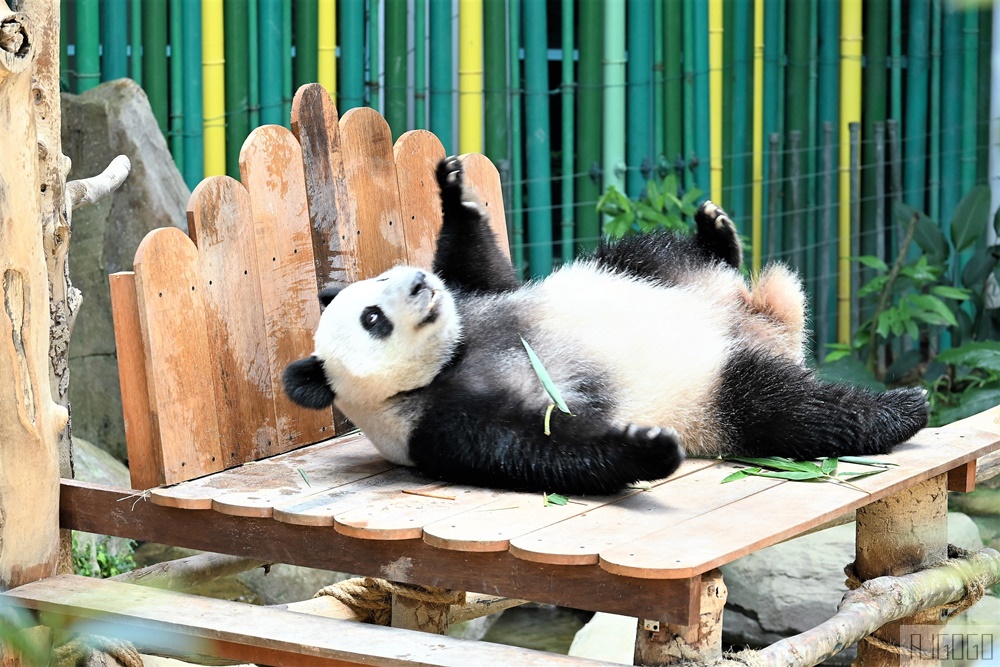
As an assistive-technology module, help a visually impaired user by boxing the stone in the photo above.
[62,78,189,461]
[568,612,636,664]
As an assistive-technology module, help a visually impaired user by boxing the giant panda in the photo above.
[283,156,929,495]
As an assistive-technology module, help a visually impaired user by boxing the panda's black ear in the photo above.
[283,356,335,409]
[318,286,342,308]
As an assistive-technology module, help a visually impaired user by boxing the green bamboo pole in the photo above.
[102,0,128,81]
[169,0,184,163]
[663,0,682,169]
[653,0,665,164]
[891,0,902,127]
[368,0,380,110]
[509,0,525,275]
[76,0,101,92]
[429,0,453,152]
[784,0,810,256]
[385,0,407,140]
[603,0,626,203]
[225,0,250,176]
[761,0,782,255]
[691,1,710,192]
[560,0,574,263]
[182,0,204,187]
[928,0,942,224]
[627,0,652,197]
[143,0,169,132]
[940,2,961,346]
[961,10,979,192]
[525,0,553,276]
[817,0,839,353]
[682,0,696,190]
[729,0,750,218]
[259,0,283,125]
[282,0,292,125]
[339,0,364,111]
[861,0,887,262]
[129,0,142,85]
[575,0,602,253]
[976,5,990,184]
[414,0,427,128]
[904,0,929,212]
[60,0,69,90]
[248,0,261,128]
[294,0,319,88]
[484,0,507,159]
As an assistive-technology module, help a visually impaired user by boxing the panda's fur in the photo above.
[284,156,929,495]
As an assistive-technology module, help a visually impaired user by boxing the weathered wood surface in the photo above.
[393,130,446,268]
[634,569,726,666]
[61,480,700,625]
[4,575,620,667]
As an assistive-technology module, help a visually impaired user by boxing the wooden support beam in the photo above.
[633,570,726,665]
[854,473,949,667]
[111,552,269,591]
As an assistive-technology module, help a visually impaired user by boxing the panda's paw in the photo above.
[622,424,685,480]
[695,200,743,269]
[436,155,465,194]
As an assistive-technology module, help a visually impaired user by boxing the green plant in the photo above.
[596,173,702,239]
[71,532,137,579]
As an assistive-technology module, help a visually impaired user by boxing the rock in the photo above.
[568,613,636,664]
[62,79,189,462]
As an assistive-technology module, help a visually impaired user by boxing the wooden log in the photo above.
[111,553,269,592]
[633,570,725,665]
[390,595,452,634]
[854,474,949,667]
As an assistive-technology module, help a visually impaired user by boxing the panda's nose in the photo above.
[409,271,428,296]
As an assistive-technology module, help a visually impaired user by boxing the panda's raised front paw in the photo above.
[695,200,742,269]
[436,155,464,194]
[622,423,685,481]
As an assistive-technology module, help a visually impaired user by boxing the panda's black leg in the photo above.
[694,201,743,270]
[432,156,520,293]
[717,349,929,459]
[408,408,685,495]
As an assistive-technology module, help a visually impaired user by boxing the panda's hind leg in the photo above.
[717,348,929,459]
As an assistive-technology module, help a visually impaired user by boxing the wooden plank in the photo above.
[149,433,389,510]
[423,460,719,553]
[133,228,224,484]
[109,272,162,490]
[599,427,1000,579]
[239,125,334,454]
[290,83,357,291]
[339,107,408,278]
[459,154,511,257]
[393,130,446,268]
[947,460,976,493]
[188,175,277,466]
[61,479,699,624]
[509,461,782,566]
[4,575,620,667]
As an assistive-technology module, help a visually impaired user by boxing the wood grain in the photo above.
[188,175,278,465]
[133,228,224,484]
[338,107,408,278]
[459,153,511,258]
[239,125,334,453]
[290,83,357,291]
[393,130,446,268]
[5,575,621,667]
[598,427,1000,579]
[947,460,976,493]
[61,480,700,624]
[149,433,386,510]
[109,272,162,490]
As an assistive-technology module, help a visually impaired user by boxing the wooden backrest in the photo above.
[112,84,510,490]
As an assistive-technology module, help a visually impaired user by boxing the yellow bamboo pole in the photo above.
[318,0,337,102]
[458,0,483,153]
[751,0,764,273]
[203,0,226,177]
[709,0,724,203]
[838,0,862,343]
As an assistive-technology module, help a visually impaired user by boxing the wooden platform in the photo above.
[60,425,1000,626]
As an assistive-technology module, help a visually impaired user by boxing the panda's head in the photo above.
[283,266,461,411]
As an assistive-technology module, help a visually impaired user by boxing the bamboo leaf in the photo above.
[521,337,571,413]
[838,469,889,481]
[821,458,838,475]
[839,456,898,467]
[748,470,823,481]
[721,468,761,483]
[544,493,569,506]
[950,185,991,252]
[727,456,824,474]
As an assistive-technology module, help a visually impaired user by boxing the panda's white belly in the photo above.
[526,263,740,453]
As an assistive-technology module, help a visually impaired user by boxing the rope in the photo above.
[842,544,990,660]
[314,576,466,626]
[51,635,144,667]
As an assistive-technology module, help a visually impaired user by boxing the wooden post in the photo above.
[854,473,949,667]
[390,595,452,634]
[633,569,726,665]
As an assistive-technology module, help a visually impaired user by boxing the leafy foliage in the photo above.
[72,532,137,579]
[596,172,702,239]
[722,456,893,492]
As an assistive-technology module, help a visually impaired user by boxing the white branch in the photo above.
[66,154,131,211]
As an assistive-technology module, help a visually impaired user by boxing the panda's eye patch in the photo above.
[360,306,393,339]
